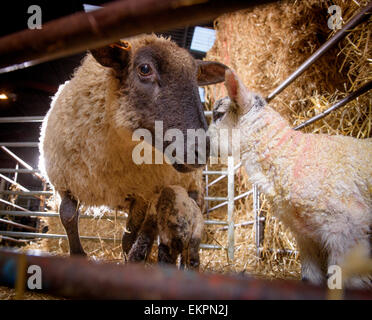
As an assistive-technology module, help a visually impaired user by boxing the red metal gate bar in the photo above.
[0,248,371,299]
[0,0,277,73]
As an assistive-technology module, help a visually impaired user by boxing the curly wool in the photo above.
[39,34,203,209]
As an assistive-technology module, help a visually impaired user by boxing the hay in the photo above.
[0,286,61,300]
[5,1,370,298]
[203,0,371,280]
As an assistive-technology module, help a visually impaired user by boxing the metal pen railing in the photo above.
[0,0,370,261]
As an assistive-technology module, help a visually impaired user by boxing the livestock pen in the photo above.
[0,0,371,300]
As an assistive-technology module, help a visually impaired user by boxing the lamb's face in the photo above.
[208,97,240,159]
[208,69,263,161]
[91,35,227,172]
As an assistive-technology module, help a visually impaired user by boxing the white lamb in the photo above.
[208,69,372,288]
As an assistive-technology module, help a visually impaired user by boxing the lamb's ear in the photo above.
[90,40,131,75]
[224,69,251,113]
[197,61,228,86]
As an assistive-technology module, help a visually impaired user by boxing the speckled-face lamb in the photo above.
[39,34,227,260]
[128,185,204,270]
[208,69,372,288]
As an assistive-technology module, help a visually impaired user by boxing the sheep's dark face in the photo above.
[91,36,227,172]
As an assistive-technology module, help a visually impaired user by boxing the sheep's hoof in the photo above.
[70,248,87,257]
[301,276,310,283]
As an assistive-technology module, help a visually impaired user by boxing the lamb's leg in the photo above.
[326,234,371,289]
[122,198,147,256]
[158,243,178,265]
[127,209,157,263]
[187,204,204,271]
[188,237,201,271]
[180,248,188,269]
[59,194,86,256]
[297,237,326,285]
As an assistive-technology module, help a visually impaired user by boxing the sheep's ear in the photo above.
[90,40,131,74]
[224,69,251,112]
[197,61,228,86]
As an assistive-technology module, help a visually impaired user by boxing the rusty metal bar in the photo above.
[0,248,371,299]
[0,0,277,73]
[294,80,372,130]
[266,1,372,102]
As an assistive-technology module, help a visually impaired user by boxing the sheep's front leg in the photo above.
[59,193,86,256]
[122,198,147,256]
[127,208,157,263]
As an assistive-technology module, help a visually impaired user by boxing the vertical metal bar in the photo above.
[182,26,189,48]
[205,164,209,218]
[253,184,261,257]
[0,178,5,211]
[39,181,47,212]
[14,163,19,183]
[227,156,235,261]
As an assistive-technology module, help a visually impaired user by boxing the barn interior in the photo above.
[0,0,371,300]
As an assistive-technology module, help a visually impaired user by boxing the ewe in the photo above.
[40,34,227,261]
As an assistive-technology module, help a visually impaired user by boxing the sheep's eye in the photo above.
[138,64,152,76]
